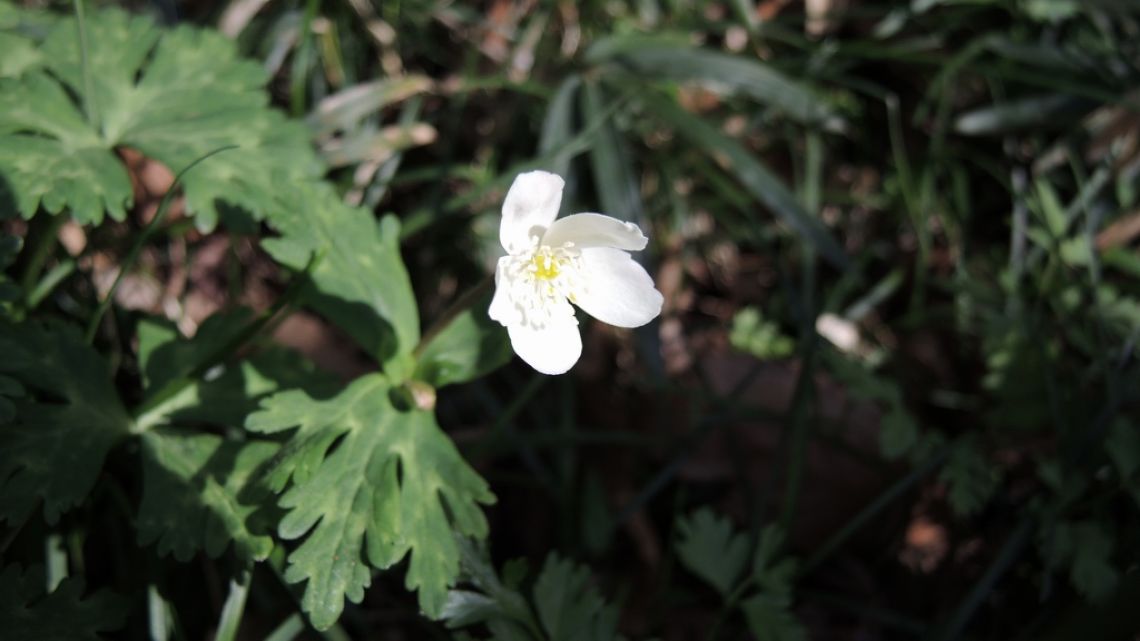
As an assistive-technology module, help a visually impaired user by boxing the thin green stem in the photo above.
[778,335,819,534]
[132,249,323,429]
[18,214,67,298]
[26,258,76,310]
[705,576,757,641]
[931,518,1034,641]
[214,567,252,641]
[85,145,237,344]
[264,615,305,641]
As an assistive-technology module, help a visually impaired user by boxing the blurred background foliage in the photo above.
[2,0,1140,639]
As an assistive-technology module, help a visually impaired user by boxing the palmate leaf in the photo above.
[0,4,321,227]
[739,593,807,641]
[262,183,419,373]
[0,565,128,641]
[0,322,131,525]
[675,508,750,597]
[533,555,621,641]
[442,542,621,641]
[246,374,495,629]
[138,429,277,563]
[133,311,333,562]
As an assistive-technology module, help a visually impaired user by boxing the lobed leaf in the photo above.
[138,429,278,562]
[675,508,750,597]
[0,565,128,641]
[246,374,494,629]
[739,593,807,641]
[0,5,321,228]
[0,322,131,524]
[262,183,420,373]
[533,555,621,641]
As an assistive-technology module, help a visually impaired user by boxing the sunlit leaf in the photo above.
[246,374,494,628]
[414,290,511,389]
[134,311,334,430]
[262,183,419,375]
[0,6,321,228]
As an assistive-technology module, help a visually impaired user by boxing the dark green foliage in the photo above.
[0,322,131,524]
[137,430,278,562]
[0,565,127,641]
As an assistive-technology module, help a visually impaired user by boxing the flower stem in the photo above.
[412,276,492,359]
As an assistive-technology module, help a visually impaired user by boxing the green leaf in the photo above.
[539,76,582,178]
[730,307,795,360]
[1106,419,1140,506]
[0,565,128,641]
[581,80,644,222]
[0,31,42,77]
[879,408,919,460]
[675,508,750,597]
[0,321,131,524]
[307,75,433,137]
[1045,521,1120,603]
[751,525,797,595]
[262,184,419,373]
[134,311,334,430]
[414,291,512,388]
[138,429,277,562]
[246,374,494,628]
[0,234,22,311]
[533,554,621,641]
[0,74,131,223]
[954,95,1091,136]
[587,34,839,128]
[442,537,535,636]
[0,7,321,228]
[939,440,1000,517]
[739,593,807,641]
[640,92,850,270]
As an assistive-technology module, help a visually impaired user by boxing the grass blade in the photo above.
[639,91,850,270]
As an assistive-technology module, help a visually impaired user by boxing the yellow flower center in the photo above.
[531,251,561,281]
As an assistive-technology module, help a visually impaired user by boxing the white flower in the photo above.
[488,170,664,375]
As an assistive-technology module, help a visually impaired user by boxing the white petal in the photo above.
[488,256,519,326]
[500,171,564,254]
[570,247,663,328]
[542,213,648,251]
[507,319,582,375]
